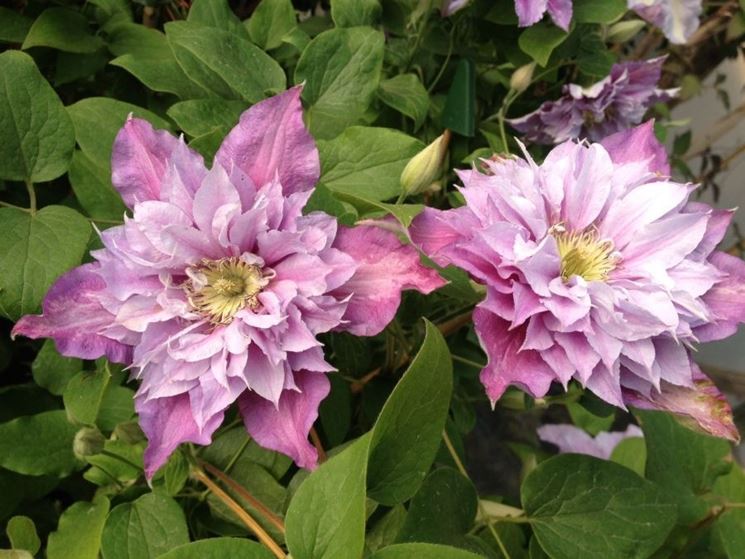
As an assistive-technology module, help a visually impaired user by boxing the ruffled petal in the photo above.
[600,120,670,176]
[239,370,330,469]
[695,251,745,341]
[515,0,548,27]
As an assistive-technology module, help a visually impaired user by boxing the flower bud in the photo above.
[509,62,536,94]
[606,20,647,43]
[73,427,106,459]
[400,130,451,196]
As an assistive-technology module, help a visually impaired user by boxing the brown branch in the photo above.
[199,461,285,534]
[309,427,327,464]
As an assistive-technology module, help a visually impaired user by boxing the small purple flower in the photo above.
[508,57,677,144]
[441,0,470,16]
[410,121,743,441]
[515,0,573,31]
[628,0,702,44]
[13,87,444,477]
[538,424,643,459]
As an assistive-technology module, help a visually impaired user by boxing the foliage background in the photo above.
[1,0,745,558]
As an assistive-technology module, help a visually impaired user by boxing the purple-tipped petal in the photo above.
[12,264,131,363]
[239,371,330,469]
[624,365,739,442]
[515,0,549,27]
[112,117,205,208]
[600,121,670,176]
[139,392,224,479]
[547,0,572,30]
[215,86,320,194]
[332,223,446,336]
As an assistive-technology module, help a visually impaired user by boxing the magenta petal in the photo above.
[12,264,131,363]
[624,365,739,442]
[111,117,204,208]
[600,121,670,176]
[239,371,330,469]
[695,251,745,341]
[332,223,445,336]
[139,392,224,479]
[215,86,320,195]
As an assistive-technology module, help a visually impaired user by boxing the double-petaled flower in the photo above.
[410,122,744,441]
[14,87,444,477]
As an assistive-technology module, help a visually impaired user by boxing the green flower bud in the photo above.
[73,427,106,459]
[400,130,451,196]
[606,20,647,44]
[509,62,536,94]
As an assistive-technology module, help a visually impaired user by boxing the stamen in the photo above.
[553,227,618,282]
[184,257,272,324]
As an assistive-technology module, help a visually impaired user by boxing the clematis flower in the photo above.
[628,0,702,44]
[538,424,643,459]
[508,57,677,144]
[13,86,444,478]
[410,121,743,441]
[514,0,573,31]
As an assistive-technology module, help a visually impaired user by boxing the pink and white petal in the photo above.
[12,264,131,363]
[239,371,330,469]
[409,206,478,266]
[687,205,733,261]
[215,86,320,195]
[600,120,670,176]
[695,251,745,341]
[474,308,556,403]
[547,0,572,30]
[538,424,606,458]
[138,392,224,479]
[332,224,445,336]
[560,143,614,231]
[585,362,626,408]
[624,365,739,442]
[112,117,204,208]
[515,0,548,27]
[192,164,242,241]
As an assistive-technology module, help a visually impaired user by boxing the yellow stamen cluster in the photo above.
[185,257,269,324]
[553,228,617,282]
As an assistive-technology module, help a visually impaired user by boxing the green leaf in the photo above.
[158,538,275,559]
[69,150,127,221]
[246,0,297,50]
[84,439,143,485]
[366,505,407,554]
[67,97,171,166]
[107,24,207,99]
[442,59,476,137]
[166,21,286,103]
[567,402,614,436]
[367,320,453,505]
[101,493,190,559]
[54,51,109,87]
[63,370,110,426]
[396,467,478,547]
[6,516,40,555]
[167,99,246,138]
[319,374,352,447]
[201,426,291,480]
[713,466,745,558]
[96,385,135,432]
[0,206,91,320]
[317,126,424,201]
[47,498,110,559]
[187,0,248,38]
[369,543,484,558]
[285,435,370,559]
[377,74,430,130]
[0,8,32,43]
[303,183,358,226]
[331,0,382,27]
[576,31,616,77]
[609,436,646,477]
[637,409,732,523]
[573,0,626,23]
[32,340,82,396]
[522,454,677,559]
[0,410,80,476]
[22,8,104,53]
[0,51,75,182]
[518,22,568,66]
[295,27,385,139]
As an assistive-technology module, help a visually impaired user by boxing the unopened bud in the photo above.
[509,62,536,94]
[606,20,647,43]
[400,130,451,196]
[73,427,106,459]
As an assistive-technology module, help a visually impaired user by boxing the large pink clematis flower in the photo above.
[13,87,444,477]
[410,121,744,441]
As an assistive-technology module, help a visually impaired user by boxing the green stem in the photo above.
[442,431,513,559]
[0,200,31,212]
[396,190,408,204]
[427,24,456,93]
[25,180,36,215]
[451,354,486,369]
[224,436,250,474]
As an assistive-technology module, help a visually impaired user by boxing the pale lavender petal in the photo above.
[332,224,446,336]
[538,424,643,459]
[629,0,702,44]
[239,371,330,469]
[547,0,572,30]
[12,264,131,363]
[515,0,549,27]
[695,252,745,341]
[111,117,204,208]
[600,120,670,176]
[138,392,224,479]
[560,143,614,230]
[215,86,320,194]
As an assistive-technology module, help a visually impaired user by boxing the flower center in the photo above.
[185,257,272,324]
[553,227,617,282]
